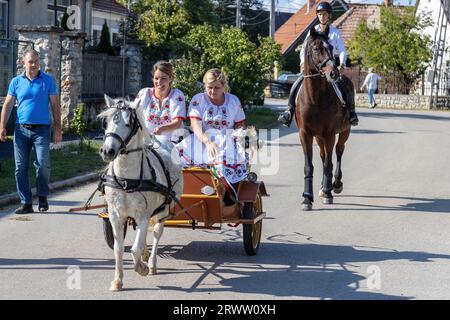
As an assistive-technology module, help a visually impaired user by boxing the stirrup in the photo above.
[278,111,292,127]
[349,114,359,126]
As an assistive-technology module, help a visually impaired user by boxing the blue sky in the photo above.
[270,0,417,13]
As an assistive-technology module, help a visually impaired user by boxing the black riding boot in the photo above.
[278,75,303,127]
[337,80,359,126]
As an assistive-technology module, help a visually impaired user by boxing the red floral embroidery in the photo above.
[177,96,183,102]
[164,115,169,121]
[192,101,198,106]
[222,120,227,126]
[165,103,170,109]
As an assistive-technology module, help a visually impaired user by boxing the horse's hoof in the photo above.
[318,189,325,198]
[150,267,157,275]
[302,203,313,211]
[135,263,150,277]
[110,281,123,292]
[333,183,343,194]
[322,197,333,205]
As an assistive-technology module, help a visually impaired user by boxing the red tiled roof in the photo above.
[334,4,409,46]
[275,0,330,55]
[93,0,128,16]
[275,0,350,55]
[333,4,380,46]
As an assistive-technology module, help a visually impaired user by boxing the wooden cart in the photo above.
[81,168,269,256]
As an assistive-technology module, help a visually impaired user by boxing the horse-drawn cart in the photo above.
[77,167,269,256]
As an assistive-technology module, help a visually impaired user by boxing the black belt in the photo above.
[21,124,47,130]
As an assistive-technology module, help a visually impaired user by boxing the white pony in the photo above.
[98,95,183,291]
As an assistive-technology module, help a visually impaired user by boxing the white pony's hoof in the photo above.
[110,280,123,291]
[135,263,150,276]
[150,267,157,275]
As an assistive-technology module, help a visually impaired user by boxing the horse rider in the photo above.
[278,1,359,127]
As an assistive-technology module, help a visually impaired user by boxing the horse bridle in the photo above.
[103,101,142,156]
[304,38,335,78]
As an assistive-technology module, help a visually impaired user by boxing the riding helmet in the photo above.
[316,2,333,13]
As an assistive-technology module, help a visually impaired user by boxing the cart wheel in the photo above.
[103,218,128,250]
[242,192,263,256]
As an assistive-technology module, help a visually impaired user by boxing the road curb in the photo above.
[0,172,100,208]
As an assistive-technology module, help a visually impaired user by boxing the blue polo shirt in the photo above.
[7,71,58,125]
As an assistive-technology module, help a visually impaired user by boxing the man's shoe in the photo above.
[38,196,49,212]
[349,112,359,126]
[15,204,34,214]
[278,110,292,127]
[373,103,377,109]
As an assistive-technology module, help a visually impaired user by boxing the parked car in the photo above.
[269,73,301,97]
[277,73,301,84]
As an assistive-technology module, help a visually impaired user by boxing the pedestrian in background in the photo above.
[361,68,381,109]
[0,49,62,214]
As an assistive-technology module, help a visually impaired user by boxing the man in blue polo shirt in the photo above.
[0,49,62,214]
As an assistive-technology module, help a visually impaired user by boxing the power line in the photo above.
[244,16,271,26]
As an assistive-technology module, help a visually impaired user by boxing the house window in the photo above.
[48,0,70,6]
[48,0,71,26]
[92,30,99,46]
[112,33,119,45]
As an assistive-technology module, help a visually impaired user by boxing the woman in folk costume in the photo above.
[176,68,248,184]
[137,60,186,142]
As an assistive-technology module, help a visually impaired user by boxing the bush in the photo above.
[71,103,87,150]
[181,25,282,106]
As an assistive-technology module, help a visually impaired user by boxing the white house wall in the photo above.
[416,0,450,95]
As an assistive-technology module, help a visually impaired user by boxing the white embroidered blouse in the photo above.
[137,87,186,138]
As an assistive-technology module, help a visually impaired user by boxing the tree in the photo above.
[97,20,116,55]
[182,0,220,26]
[348,6,433,93]
[130,0,191,58]
[182,25,282,106]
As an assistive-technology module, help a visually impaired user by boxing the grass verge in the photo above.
[245,107,279,129]
[0,140,105,196]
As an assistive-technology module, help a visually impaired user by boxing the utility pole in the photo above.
[122,0,131,98]
[236,0,241,28]
[270,0,276,39]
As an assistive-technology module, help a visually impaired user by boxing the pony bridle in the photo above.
[103,102,142,156]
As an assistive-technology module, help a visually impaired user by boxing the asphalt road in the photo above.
[1,102,450,300]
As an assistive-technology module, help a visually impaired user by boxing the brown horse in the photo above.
[294,27,353,210]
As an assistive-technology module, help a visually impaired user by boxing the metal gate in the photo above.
[0,39,34,96]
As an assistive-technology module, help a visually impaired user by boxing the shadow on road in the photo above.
[334,195,450,214]
[1,236,447,299]
[153,238,449,299]
[358,111,450,122]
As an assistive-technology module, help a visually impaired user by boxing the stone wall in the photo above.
[355,93,450,110]
[60,32,87,130]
